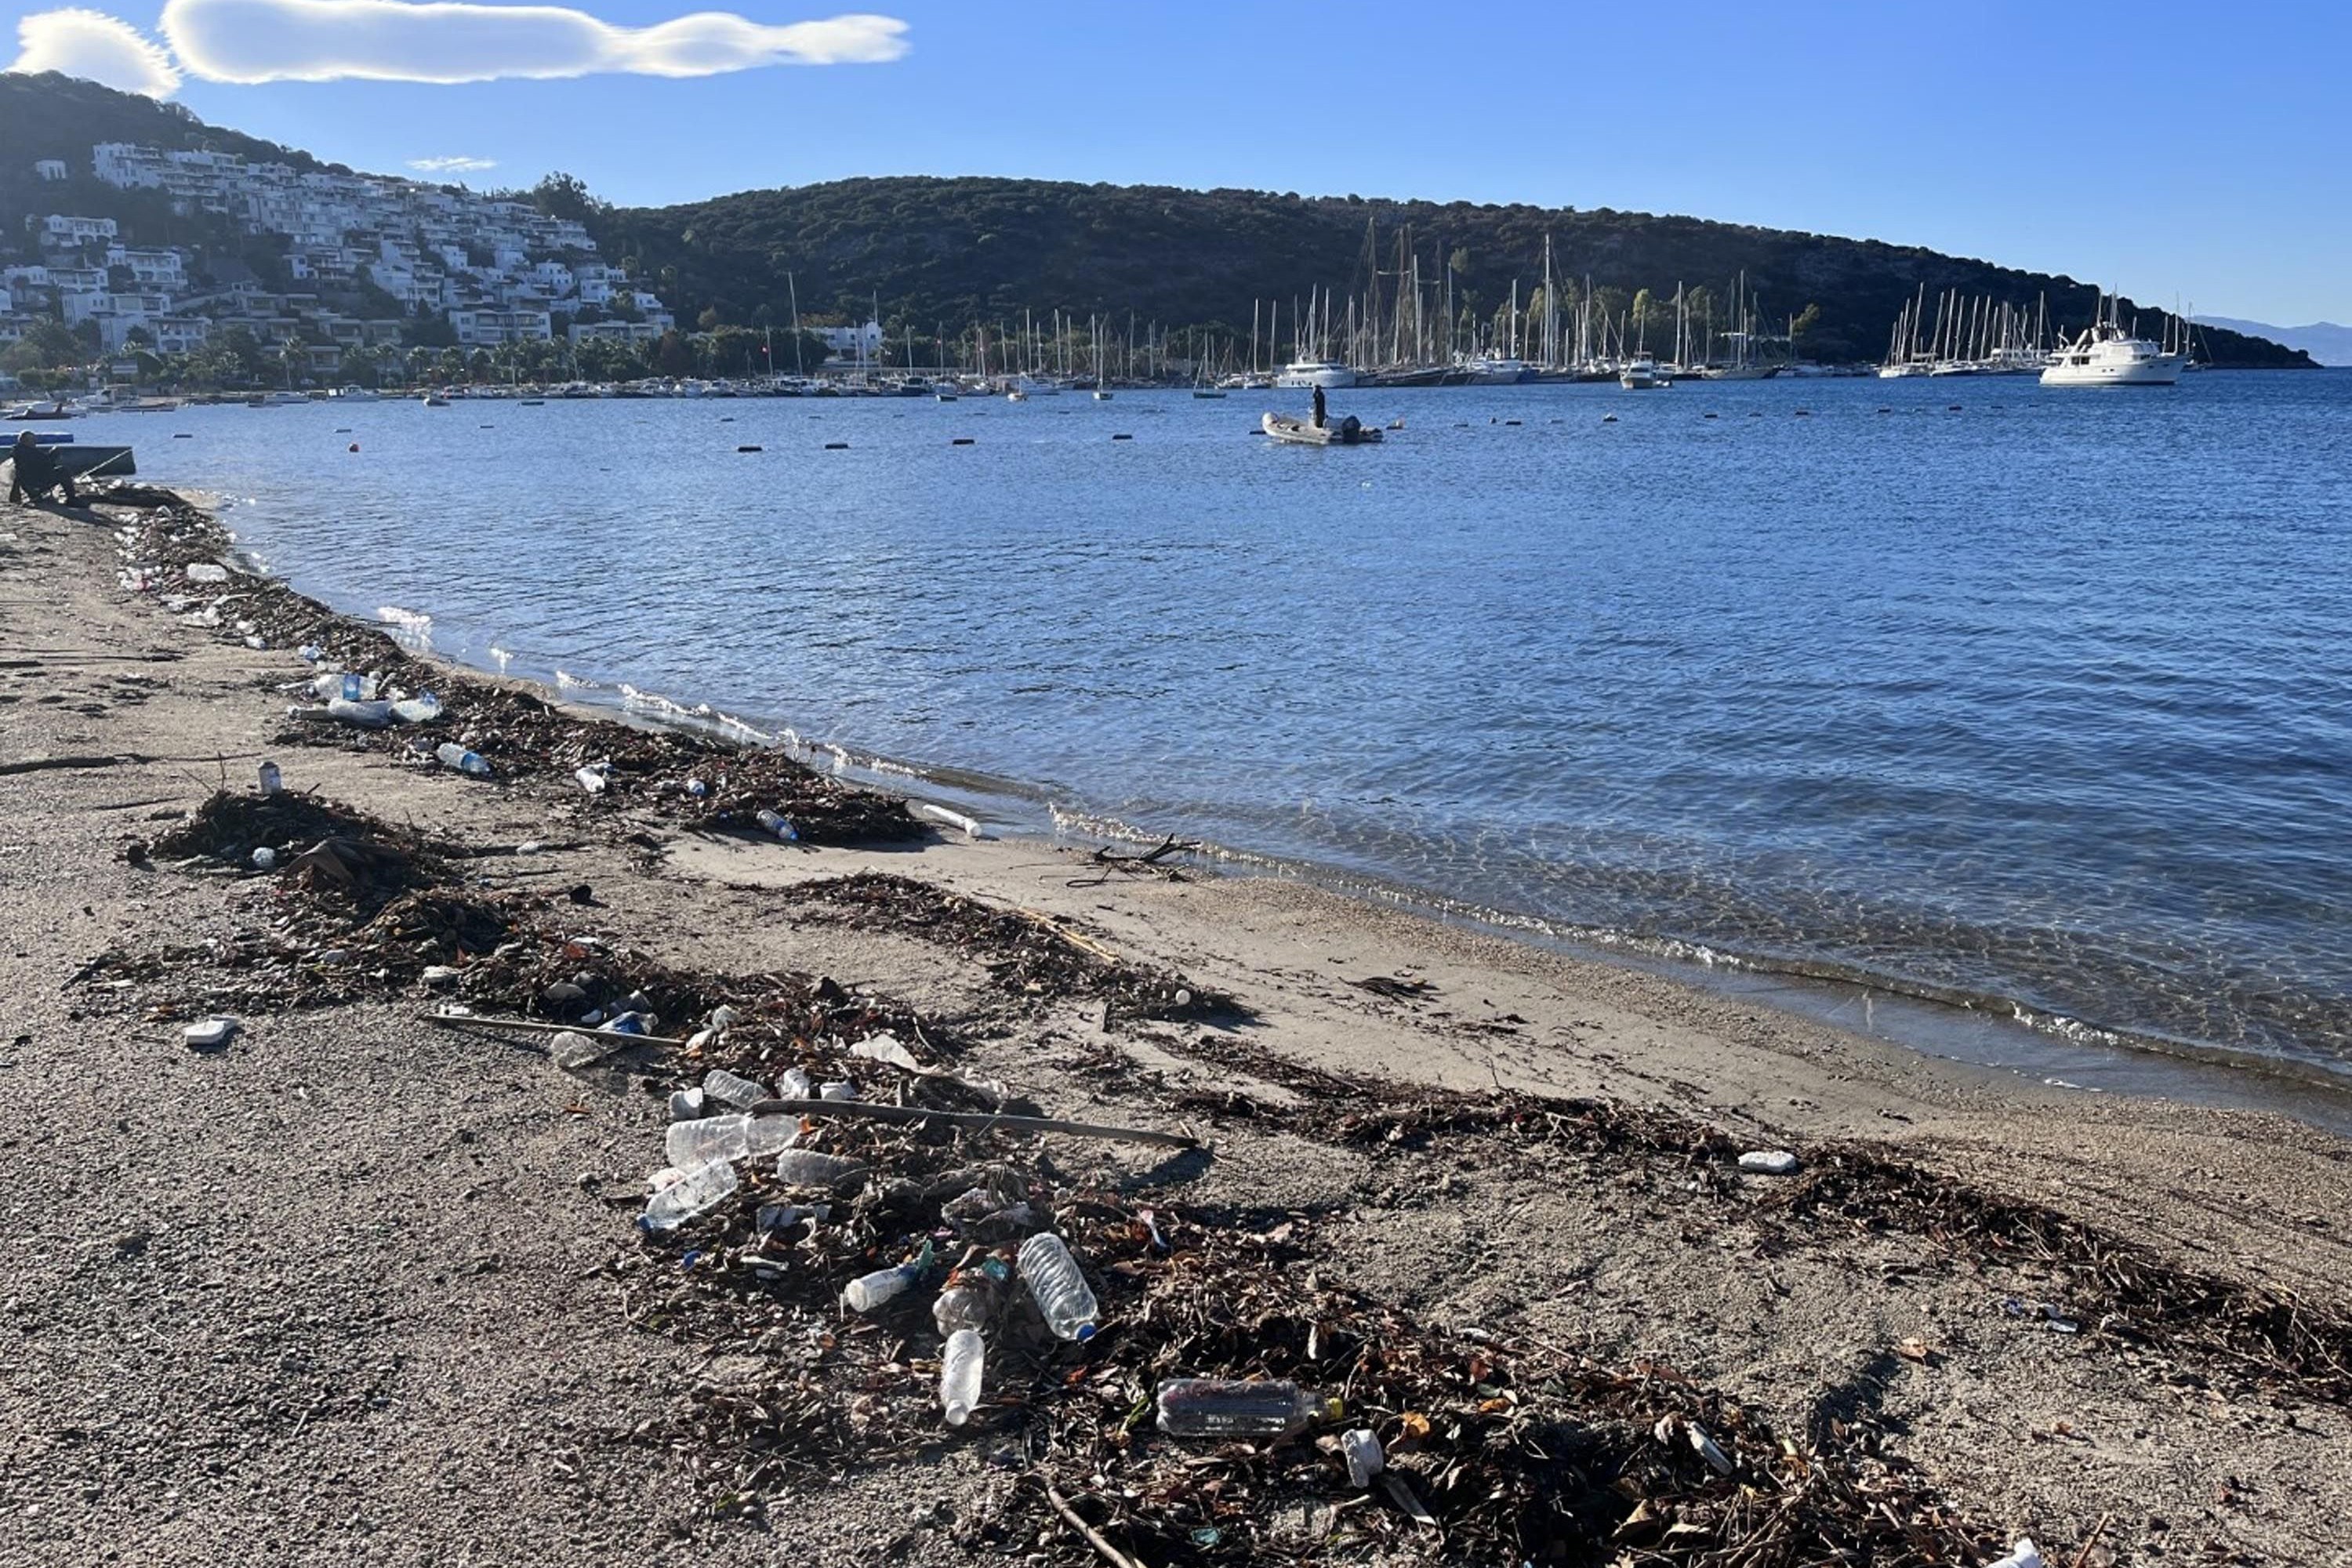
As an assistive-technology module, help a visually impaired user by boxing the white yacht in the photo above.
[1273,358,1357,389]
[1618,357,1664,390]
[1461,354,1532,386]
[2041,294,2185,387]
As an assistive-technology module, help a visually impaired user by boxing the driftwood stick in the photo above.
[1008,905,1124,964]
[0,753,122,776]
[749,1095,1196,1150]
[1039,1479,1144,1568]
[419,1012,689,1048]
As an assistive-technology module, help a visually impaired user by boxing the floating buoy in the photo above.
[1877,407,1892,414]
[334,426,352,434]
[720,416,735,423]
[1110,433,1132,441]
[1703,412,1719,419]
[1601,414,1618,423]
[347,442,359,452]
[1795,409,1811,416]
[823,441,848,450]
[950,437,975,445]
[173,432,192,438]
[1504,419,1523,426]
[737,445,762,453]
[1947,404,1962,412]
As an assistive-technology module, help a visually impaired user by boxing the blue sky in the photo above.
[11,0,2348,323]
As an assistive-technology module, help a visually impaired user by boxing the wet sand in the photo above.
[3,491,2350,1566]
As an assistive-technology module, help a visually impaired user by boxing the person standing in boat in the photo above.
[1310,383,1327,429]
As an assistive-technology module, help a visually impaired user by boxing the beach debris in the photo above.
[182,1016,238,1050]
[640,1160,737,1232]
[1339,1427,1385,1487]
[1351,973,1438,1000]
[849,1033,923,1073]
[434,742,491,777]
[1018,1232,1101,1341]
[257,760,282,795]
[183,561,228,583]
[575,763,610,794]
[843,1250,927,1312]
[907,799,982,838]
[938,1327,984,1425]
[1985,1539,2044,1568]
[1738,1149,1801,1175]
[753,807,799,842]
[550,1028,630,1072]
[702,1067,770,1109]
[422,964,460,986]
[1155,1378,1331,1439]
[249,846,277,870]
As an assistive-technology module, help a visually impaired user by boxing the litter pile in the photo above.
[605,1007,1996,1567]
[786,872,1220,1022]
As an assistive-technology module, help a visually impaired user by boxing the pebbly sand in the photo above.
[3,488,2351,1566]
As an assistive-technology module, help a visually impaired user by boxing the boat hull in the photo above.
[1262,412,1381,446]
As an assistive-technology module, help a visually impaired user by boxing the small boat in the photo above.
[1618,357,1665,390]
[1094,389,1115,401]
[1261,411,1381,446]
[1192,388,1227,399]
[2041,290,2185,386]
[5,401,80,421]
[421,392,451,407]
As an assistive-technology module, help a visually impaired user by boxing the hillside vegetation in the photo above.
[592,176,2310,368]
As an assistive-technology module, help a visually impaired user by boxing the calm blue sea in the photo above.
[101,371,2352,1081]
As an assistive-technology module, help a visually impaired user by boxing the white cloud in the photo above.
[157,0,909,84]
[409,154,497,172]
[9,8,183,96]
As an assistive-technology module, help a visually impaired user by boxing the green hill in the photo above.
[592,176,2309,368]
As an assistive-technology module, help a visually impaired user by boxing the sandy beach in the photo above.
[4,488,2351,1566]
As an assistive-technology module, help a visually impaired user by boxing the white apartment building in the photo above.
[451,308,553,346]
[40,214,118,247]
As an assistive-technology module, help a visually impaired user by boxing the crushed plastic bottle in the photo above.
[666,1114,750,1169]
[434,742,491,776]
[1153,1379,1337,1439]
[772,1150,869,1192]
[702,1067,771,1109]
[639,1160,738,1232]
[753,808,798,842]
[778,1066,815,1099]
[742,1112,800,1157]
[389,690,441,724]
[1016,1232,1099,1341]
[668,1086,706,1122]
[1340,1428,1385,1486]
[939,1327,984,1425]
[818,1080,858,1102]
[1985,1541,2043,1568]
[323,698,394,729]
[932,1260,1008,1335]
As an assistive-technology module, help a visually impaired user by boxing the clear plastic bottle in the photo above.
[754,808,798,841]
[665,1113,749,1169]
[702,1068,770,1109]
[742,1112,800,1157]
[778,1066,815,1099]
[939,1327,984,1425]
[1153,1380,1337,1439]
[842,1261,919,1313]
[931,1261,1007,1335]
[434,742,491,776]
[325,697,393,728]
[772,1150,869,1192]
[390,691,441,724]
[639,1160,738,1232]
[1016,1233,1099,1341]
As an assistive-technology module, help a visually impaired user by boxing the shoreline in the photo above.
[202,483,2352,1136]
[11,484,2352,1565]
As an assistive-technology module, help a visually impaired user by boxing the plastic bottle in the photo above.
[257,760,282,795]
[702,1067,771,1109]
[932,1261,1007,1335]
[434,742,491,777]
[754,808,799,842]
[772,1150,869,1192]
[575,765,609,794]
[339,671,365,701]
[778,1066,815,1099]
[1153,1379,1338,1439]
[665,1113,749,1169]
[325,697,394,729]
[842,1261,920,1313]
[742,1112,800,1157]
[939,1328,984,1425]
[1340,1428,1385,1486]
[1016,1233,1099,1341]
[639,1160,738,1232]
[390,691,441,724]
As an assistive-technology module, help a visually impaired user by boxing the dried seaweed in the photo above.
[786,872,1223,1021]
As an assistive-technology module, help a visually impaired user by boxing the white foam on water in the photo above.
[554,669,601,690]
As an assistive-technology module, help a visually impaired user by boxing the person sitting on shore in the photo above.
[1311,383,1327,429]
[8,430,77,506]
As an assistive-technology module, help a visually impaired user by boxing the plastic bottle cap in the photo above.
[1322,1396,1345,1421]
[1073,1323,1098,1342]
